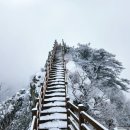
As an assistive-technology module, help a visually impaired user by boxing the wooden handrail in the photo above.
[30,116,37,130]
[67,99,108,130]
[31,42,59,130]
[68,109,79,123]
[81,124,91,130]
[68,117,79,130]
[80,111,108,130]
[67,101,78,111]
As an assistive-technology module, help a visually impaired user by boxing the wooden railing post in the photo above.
[66,97,70,129]
[78,104,84,130]
[32,109,37,117]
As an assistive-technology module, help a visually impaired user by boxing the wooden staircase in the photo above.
[31,41,108,130]
[38,45,67,130]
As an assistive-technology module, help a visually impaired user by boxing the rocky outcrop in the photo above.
[0,89,31,130]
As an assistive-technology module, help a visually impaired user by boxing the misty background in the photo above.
[0,0,130,100]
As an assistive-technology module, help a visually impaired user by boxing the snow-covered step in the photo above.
[45,93,65,98]
[52,64,64,66]
[44,97,65,102]
[41,107,66,113]
[53,66,64,68]
[47,82,65,86]
[40,113,67,120]
[38,120,67,130]
[50,74,64,79]
[49,71,64,74]
[45,92,65,97]
[48,81,65,84]
[50,71,64,73]
[53,64,64,66]
[48,80,65,83]
[46,88,65,92]
[46,89,65,92]
[51,68,64,71]
[49,74,64,76]
[45,91,65,95]
[47,85,65,89]
[49,73,64,76]
[43,101,66,107]
[48,77,65,80]
[51,67,64,69]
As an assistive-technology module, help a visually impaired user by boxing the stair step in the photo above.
[50,71,64,73]
[45,91,65,94]
[51,68,64,70]
[49,71,64,73]
[47,83,65,87]
[49,76,65,79]
[38,120,67,129]
[41,107,67,113]
[40,113,67,121]
[46,89,65,92]
[52,65,64,67]
[49,74,64,76]
[49,73,64,76]
[44,97,65,101]
[43,101,66,107]
[44,95,65,99]
[48,80,64,84]
[48,81,65,84]
[47,85,65,89]
[45,92,65,97]
[48,77,64,80]
[46,87,65,91]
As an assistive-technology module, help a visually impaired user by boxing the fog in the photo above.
[0,0,130,100]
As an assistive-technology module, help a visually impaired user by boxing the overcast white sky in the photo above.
[0,0,130,98]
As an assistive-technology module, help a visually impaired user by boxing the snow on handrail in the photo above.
[81,123,91,130]
[30,116,36,130]
[67,101,78,111]
[68,117,79,130]
[81,111,108,130]
[67,100,108,130]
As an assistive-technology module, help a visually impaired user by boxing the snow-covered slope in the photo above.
[0,70,45,130]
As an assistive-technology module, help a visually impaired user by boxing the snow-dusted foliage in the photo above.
[29,70,45,108]
[0,89,31,130]
[74,44,129,91]
[65,43,130,129]
[0,69,45,130]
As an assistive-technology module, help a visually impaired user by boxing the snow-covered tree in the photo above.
[66,43,130,128]
[74,44,130,92]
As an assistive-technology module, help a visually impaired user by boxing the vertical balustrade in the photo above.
[78,104,84,130]
[66,97,70,129]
